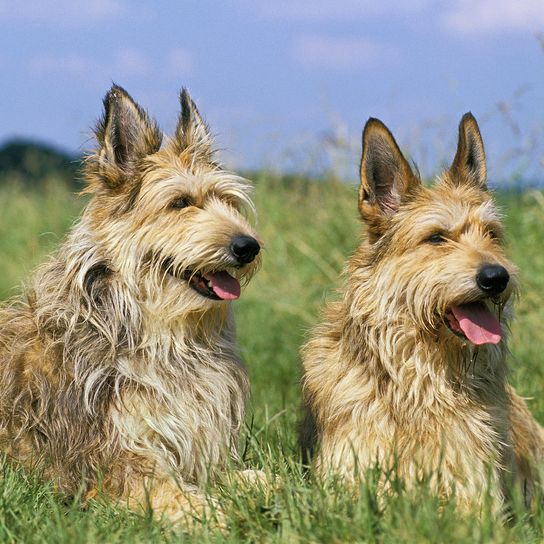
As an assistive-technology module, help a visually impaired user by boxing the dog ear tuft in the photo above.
[450,113,487,189]
[359,118,420,229]
[173,89,214,162]
[89,84,162,189]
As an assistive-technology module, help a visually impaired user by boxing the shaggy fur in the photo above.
[0,85,261,522]
[300,113,544,513]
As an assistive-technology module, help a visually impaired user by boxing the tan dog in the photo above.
[300,113,543,512]
[0,85,261,522]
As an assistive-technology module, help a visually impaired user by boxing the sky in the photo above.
[1,0,544,182]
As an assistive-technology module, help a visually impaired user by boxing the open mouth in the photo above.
[161,258,241,301]
[180,270,241,300]
[444,301,502,345]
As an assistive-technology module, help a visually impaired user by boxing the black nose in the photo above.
[230,235,260,265]
[476,264,509,296]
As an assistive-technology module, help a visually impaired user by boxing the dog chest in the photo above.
[110,350,249,483]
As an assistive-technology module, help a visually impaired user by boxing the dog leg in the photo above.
[508,386,544,505]
[232,468,270,490]
[122,478,225,528]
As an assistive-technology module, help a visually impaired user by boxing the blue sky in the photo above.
[1,0,543,181]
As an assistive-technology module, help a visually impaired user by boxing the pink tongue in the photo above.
[204,271,240,300]
[451,302,502,345]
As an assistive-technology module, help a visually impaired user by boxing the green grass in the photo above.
[1,177,544,542]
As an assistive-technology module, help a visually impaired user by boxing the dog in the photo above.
[300,113,544,512]
[0,84,261,523]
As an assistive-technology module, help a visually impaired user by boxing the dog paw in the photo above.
[237,469,268,486]
[167,492,226,530]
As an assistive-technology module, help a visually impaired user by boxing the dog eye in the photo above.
[170,196,193,209]
[426,233,446,244]
[488,229,499,240]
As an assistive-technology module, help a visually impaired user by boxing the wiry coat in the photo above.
[0,85,260,520]
[300,114,544,512]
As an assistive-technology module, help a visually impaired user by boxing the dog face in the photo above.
[84,85,261,313]
[356,114,517,346]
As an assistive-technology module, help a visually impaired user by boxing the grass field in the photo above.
[1,177,544,542]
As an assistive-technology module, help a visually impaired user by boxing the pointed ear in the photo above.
[173,88,214,162]
[450,113,487,189]
[92,84,162,188]
[359,118,420,230]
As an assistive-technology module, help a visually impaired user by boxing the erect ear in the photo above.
[359,118,420,230]
[173,88,214,162]
[450,112,487,189]
[92,84,162,188]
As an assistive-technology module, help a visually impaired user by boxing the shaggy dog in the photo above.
[0,85,261,522]
[300,113,543,512]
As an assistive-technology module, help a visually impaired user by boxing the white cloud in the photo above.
[239,0,543,36]
[444,0,544,34]
[167,48,194,76]
[239,0,430,22]
[113,49,151,78]
[0,0,126,25]
[28,47,193,80]
[293,35,389,70]
[28,53,95,77]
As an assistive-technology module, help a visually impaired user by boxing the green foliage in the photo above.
[0,181,82,300]
[0,178,543,542]
[0,140,82,189]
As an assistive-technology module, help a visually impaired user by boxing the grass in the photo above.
[1,176,544,542]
